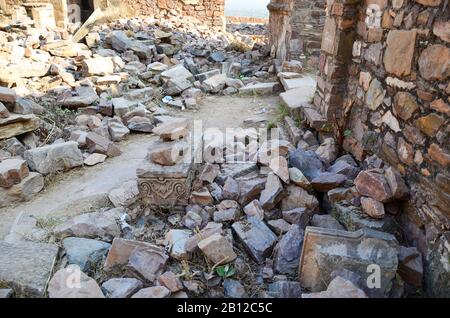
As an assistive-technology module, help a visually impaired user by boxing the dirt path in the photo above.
[0,95,280,239]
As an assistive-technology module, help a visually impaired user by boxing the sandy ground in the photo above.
[0,95,280,239]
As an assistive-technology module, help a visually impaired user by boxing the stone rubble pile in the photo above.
[0,113,424,298]
[0,10,285,208]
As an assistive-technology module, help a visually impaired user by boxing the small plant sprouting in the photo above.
[344,129,352,137]
[216,264,235,278]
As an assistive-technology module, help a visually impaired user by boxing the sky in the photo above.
[224,0,270,18]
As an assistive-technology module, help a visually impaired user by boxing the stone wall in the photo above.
[289,0,326,59]
[4,0,225,28]
[314,0,449,297]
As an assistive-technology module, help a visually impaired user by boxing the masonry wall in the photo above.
[289,0,326,59]
[340,0,449,297]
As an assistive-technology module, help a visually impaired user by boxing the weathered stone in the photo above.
[267,281,302,298]
[152,118,189,141]
[238,177,267,206]
[311,172,347,193]
[213,208,240,222]
[202,74,227,93]
[62,237,111,272]
[268,156,289,184]
[288,149,324,180]
[147,141,187,166]
[102,278,143,298]
[299,227,398,297]
[384,167,409,199]
[273,224,303,275]
[382,110,401,133]
[48,265,105,298]
[108,180,139,207]
[416,114,444,137]
[243,199,265,220]
[397,137,414,165]
[281,184,319,211]
[163,77,192,95]
[0,102,10,118]
[268,219,291,235]
[199,163,220,184]
[185,222,222,253]
[302,276,367,298]
[355,170,393,202]
[311,214,345,230]
[166,229,193,260]
[328,160,359,179]
[361,197,385,219]
[82,57,114,76]
[232,217,277,264]
[127,246,168,282]
[0,114,40,140]
[127,116,154,132]
[384,30,416,77]
[239,82,279,95]
[223,279,247,298]
[430,98,450,116]
[191,188,214,206]
[0,87,17,103]
[365,78,385,110]
[398,246,423,287]
[428,143,450,167]
[60,86,99,108]
[315,138,338,164]
[282,208,311,228]
[394,92,418,121]
[198,233,237,265]
[0,158,29,188]
[54,210,121,242]
[433,21,450,43]
[84,153,107,166]
[260,173,284,209]
[86,133,122,157]
[418,44,450,81]
[288,167,312,190]
[0,172,44,208]
[160,64,193,82]
[107,118,130,142]
[131,286,170,298]
[222,176,240,201]
[158,271,183,293]
[0,241,58,297]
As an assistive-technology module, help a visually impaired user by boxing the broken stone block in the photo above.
[328,160,359,179]
[267,281,302,298]
[127,116,154,132]
[222,176,240,201]
[0,240,58,297]
[361,197,385,219]
[198,233,237,265]
[163,77,192,95]
[288,148,324,180]
[0,102,10,118]
[191,188,214,206]
[213,208,240,222]
[0,87,17,103]
[131,286,170,298]
[127,246,168,283]
[185,222,223,253]
[223,279,247,298]
[282,208,311,229]
[238,177,267,206]
[158,271,183,293]
[232,217,277,264]
[0,172,44,208]
[259,173,284,210]
[355,170,393,203]
[146,141,187,166]
[269,156,289,184]
[315,138,338,164]
[273,224,303,275]
[398,246,423,287]
[102,278,143,298]
[48,265,105,298]
[54,210,121,242]
[152,118,189,141]
[59,86,99,108]
[311,214,344,230]
[199,163,220,184]
[62,237,111,272]
[243,199,265,220]
[0,158,29,188]
[160,64,193,82]
[418,44,450,81]
[311,172,347,192]
[104,238,158,270]
[165,229,193,260]
[24,141,83,175]
[107,118,130,142]
[299,226,398,297]
[384,167,409,200]
[86,132,122,157]
[202,74,227,93]
[239,82,279,95]
[268,219,292,235]
[0,114,40,140]
[302,276,367,298]
[82,57,114,76]
[288,167,312,190]
[281,184,319,212]
[108,180,139,207]
[84,153,107,166]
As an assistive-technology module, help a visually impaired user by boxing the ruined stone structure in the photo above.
[4,0,225,28]
[308,0,449,297]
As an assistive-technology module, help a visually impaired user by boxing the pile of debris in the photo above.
[0,8,296,208]
[0,113,423,298]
